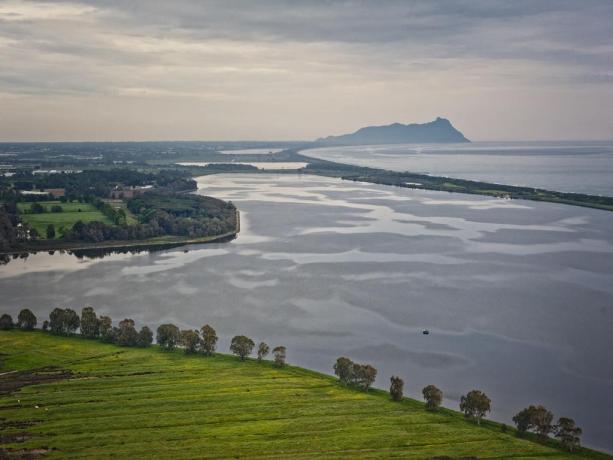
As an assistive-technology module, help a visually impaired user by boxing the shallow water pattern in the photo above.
[1,174,612,451]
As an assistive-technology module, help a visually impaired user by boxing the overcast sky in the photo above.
[0,0,612,141]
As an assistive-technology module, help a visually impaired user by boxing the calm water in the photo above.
[303,141,613,196]
[1,174,613,451]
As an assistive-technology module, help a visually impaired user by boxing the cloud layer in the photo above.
[1,0,612,141]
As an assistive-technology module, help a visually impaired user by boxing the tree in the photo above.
[63,308,80,335]
[42,320,49,331]
[334,357,354,385]
[157,324,181,351]
[51,205,63,213]
[181,329,201,354]
[512,407,533,436]
[389,376,404,401]
[230,335,255,360]
[460,390,491,425]
[80,307,99,339]
[49,308,65,335]
[532,406,554,442]
[116,319,139,347]
[257,342,269,362]
[353,364,377,391]
[200,324,218,356]
[137,326,153,347]
[513,405,553,442]
[48,308,79,335]
[555,417,582,452]
[99,316,113,342]
[272,346,286,367]
[422,385,443,411]
[46,224,56,239]
[0,313,13,330]
[30,202,44,213]
[17,309,37,330]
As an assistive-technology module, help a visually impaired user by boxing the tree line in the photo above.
[0,308,287,368]
[0,308,582,452]
[332,355,582,452]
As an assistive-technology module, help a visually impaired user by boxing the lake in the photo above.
[1,173,612,451]
[303,141,613,196]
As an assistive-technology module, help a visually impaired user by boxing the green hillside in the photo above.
[0,331,609,459]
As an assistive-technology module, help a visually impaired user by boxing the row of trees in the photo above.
[333,356,581,451]
[513,405,583,452]
[155,325,286,366]
[1,309,582,452]
[0,309,37,330]
[1,308,286,368]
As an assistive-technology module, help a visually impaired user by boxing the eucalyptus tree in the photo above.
[200,324,218,356]
[459,390,491,425]
[272,346,286,367]
[230,335,255,360]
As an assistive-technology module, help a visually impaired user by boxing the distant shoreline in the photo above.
[178,149,613,212]
[0,210,240,256]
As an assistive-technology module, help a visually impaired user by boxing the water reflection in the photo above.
[1,173,612,451]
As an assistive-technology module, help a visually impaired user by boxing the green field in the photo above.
[17,201,113,238]
[1,331,608,459]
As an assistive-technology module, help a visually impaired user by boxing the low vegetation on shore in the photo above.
[1,308,608,459]
[0,169,238,254]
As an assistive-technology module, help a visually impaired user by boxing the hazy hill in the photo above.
[317,117,470,145]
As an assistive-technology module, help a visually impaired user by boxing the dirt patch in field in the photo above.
[0,447,50,458]
[0,420,39,430]
[0,431,31,443]
[0,367,73,396]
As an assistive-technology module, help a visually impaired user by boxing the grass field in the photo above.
[1,331,609,459]
[17,201,113,238]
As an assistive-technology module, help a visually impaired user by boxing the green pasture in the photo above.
[0,331,608,459]
[17,201,112,238]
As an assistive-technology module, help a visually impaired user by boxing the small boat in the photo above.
[422,330,430,335]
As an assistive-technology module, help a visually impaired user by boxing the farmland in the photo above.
[1,331,609,459]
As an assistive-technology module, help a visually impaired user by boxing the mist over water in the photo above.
[1,174,612,451]
[304,141,613,196]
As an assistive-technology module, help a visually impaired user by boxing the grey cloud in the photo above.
[0,0,612,140]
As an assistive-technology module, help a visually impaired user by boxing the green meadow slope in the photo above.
[0,331,609,459]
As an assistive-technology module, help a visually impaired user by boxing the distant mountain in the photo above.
[317,117,470,145]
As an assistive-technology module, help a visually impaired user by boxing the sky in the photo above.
[0,0,612,142]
